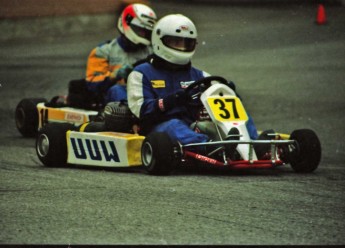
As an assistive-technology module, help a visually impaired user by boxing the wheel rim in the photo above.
[142,142,153,167]
[37,134,50,157]
[15,107,25,129]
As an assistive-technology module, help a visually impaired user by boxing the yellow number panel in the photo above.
[207,96,248,122]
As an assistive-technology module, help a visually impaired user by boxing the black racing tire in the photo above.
[141,132,180,175]
[15,98,47,137]
[289,129,321,173]
[36,123,75,167]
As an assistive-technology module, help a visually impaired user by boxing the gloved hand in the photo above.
[114,65,133,82]
[159,89,189,111]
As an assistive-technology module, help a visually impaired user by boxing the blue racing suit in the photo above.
[127,56,210,144]
[105,84,127,103]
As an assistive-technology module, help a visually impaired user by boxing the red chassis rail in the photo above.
[184,150,284,169]
[181,137,295,169]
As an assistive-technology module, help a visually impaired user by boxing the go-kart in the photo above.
[35,76,321,175]
[14,79,103,137]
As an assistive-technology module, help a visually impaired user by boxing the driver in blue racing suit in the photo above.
[127,14,258,145]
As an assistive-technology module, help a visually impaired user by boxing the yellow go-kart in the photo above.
[36,76,321,175]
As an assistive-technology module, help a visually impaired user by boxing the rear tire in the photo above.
[36,123,75,167]
[141,132,180,175]
[289,129,321,173]
[15,98,47,137]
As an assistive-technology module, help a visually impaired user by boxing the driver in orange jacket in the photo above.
[85,3,157,104]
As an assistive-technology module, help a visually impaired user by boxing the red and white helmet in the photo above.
[117,4,157,46]
[152,14,198,65]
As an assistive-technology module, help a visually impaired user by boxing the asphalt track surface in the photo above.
[1,2,345,245]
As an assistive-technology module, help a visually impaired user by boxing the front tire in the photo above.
[141,132,180,175]
[289,129,321,173]
[15,98,47,137]
[36,123,75,167]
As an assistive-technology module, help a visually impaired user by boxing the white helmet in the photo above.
[152,14,198,65]
[118,4,157,46]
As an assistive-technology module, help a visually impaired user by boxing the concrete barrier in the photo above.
[0,0,149,41]
[0,0,150,18]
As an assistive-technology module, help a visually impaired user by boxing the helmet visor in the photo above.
[161,36,197,52]
[130,23,152,41]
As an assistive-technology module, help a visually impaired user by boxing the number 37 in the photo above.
[208,97,248,121]
[214,98,239,119]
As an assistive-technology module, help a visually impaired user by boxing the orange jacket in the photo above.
[86,37,152,84]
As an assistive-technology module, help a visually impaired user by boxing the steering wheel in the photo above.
[185,76,229,106]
